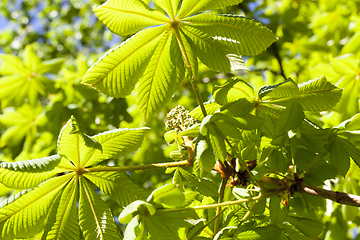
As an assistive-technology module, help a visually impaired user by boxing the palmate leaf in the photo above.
[43,177,80,240]
[79,177,121,240]
[84,0,276,119]
[137,29,185,119]
[93,0,169,35]
[84,171,149,207]
[184,13,278,56]
[147,183,185,208]
[287,216,323,238]
[0,174,72,240]
[0,155,62,189]
[0,44,64,105]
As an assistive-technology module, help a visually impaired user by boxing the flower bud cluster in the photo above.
[165,105,197,132]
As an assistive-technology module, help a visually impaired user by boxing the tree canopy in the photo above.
[1,0,360,239]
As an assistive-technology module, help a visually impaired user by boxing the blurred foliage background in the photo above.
[1,0,360,239]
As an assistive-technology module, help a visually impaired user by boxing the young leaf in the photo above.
[84,171,149,207]
[0,155,62,189]
[42,178,80,240]
[220,98,255,117]
[0,174,72,240]
[119,200,156,224]
[79,177,121,240]
[208,123,227,162]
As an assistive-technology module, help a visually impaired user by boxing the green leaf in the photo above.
[179,168,218,196]
[234,225,283,240]
[339,138,360,168]
[213,78,254,105]
[153,0,180,19]
[336,113,360,131]
[145,210,198,240]
[42,177,80,240]
[193,135,216,178]
[24,44,42,71]
[79,177,121,240]
[220,98,255,117]
[177,0,243,19]
[119,200,156,224]
[82,127,148,167]
[297,76,343,111]
[137,30,185,119]
[0,54,27,75]
[190,100,221,121]
[259,78,299,101]
[181,25,235,72]
[208,123,227,162]
[57,116,102,166]
[0,155,62,189]
[178,124,201,138]
[276,102,304,135]
[0,174,72,240]
[185,14,278,56]
[287,216,323,238]
[85,171,149,207]
[329,138,350,176]
[147,183,185,207]
[164,130,179,143]
[93,0,169,36]
[269,198,288,226]
[82,26,167,98]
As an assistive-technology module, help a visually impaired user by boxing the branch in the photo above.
[261,176,360,207]
[294,182,360,207]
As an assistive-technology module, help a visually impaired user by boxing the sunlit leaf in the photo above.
[0,155,62,189]
[79,177,121,240]
[42,178,80,240]
[185,13,278,56]
[85,171,149,207]
[93,0,169,36]
[0,174,72,240]
[213,78,254,105]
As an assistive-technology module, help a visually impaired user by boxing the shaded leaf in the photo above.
[213,78,254,105]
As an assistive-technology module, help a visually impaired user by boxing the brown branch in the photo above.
[294,182,360,207]
[261,176,360,207]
